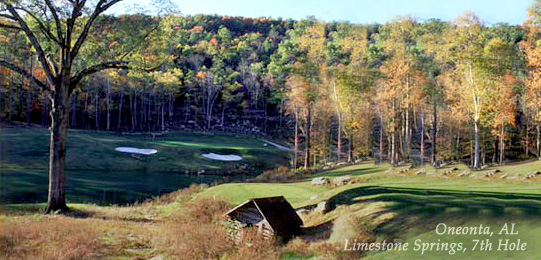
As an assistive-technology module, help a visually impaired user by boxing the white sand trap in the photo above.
[262,140,293,151]
[202,153,243,161]
[115,147,158,155]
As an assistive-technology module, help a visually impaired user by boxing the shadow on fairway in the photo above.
[324,186,541,215]
[297,186,541,244]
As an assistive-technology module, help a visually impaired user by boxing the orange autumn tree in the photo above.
[377,17,426,164]
[376,57,410,165]
[489,73,518,165]
[522,0,541,159]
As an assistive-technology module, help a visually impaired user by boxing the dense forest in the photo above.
[2,7,541,170]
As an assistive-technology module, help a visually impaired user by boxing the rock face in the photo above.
[332,175,352,187]
[311,177,330,186]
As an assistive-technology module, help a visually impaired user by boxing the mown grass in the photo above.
[198,160,541,259]
[201,160,541,208]
[0,126,289,204]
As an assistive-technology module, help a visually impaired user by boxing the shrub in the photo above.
[154,195,235,259]
[223,228,280,260]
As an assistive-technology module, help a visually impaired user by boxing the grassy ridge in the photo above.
[201,160,541,259]
[202,161,541,206]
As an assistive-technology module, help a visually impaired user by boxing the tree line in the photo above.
[2,4,541,172]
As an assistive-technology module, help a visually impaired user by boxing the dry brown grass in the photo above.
[1,216,103,260]
[223,228,280,260]
[154,195,237,259]
[282,213,373,260]
[1,183,378,260]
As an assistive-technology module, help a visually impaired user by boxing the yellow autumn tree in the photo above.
[522,0,541,159]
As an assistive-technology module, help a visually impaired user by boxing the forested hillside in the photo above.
[2,9,540,169]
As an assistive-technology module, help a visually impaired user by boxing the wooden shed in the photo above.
[225,196,303,241]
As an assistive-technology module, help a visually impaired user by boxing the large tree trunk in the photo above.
[474,121,480,169]
[45,84,70,213]
[304,105,311,168]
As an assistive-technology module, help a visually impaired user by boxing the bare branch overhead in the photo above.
[2,2,56,87]
[0,60,48,90]
[71,60,128,87]
[70,0,123,61]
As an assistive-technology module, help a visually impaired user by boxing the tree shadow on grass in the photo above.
[302,186,541,241]
[326,186,541,212]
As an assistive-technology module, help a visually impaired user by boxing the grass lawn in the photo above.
[203,183,329,205]
[201,160,541,207]
[200,160,541,259]
[0,126,290,204]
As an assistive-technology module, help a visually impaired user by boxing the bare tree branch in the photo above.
[66,0,87,56]
[71,60,128,87]
[0,22,21,30]
[0,60,48,90]
[70,0,122,61]
[44,0,65,43]
[15,6,62,45]
[0,13,15,20]
[2,3,56,87]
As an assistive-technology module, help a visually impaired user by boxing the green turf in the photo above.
[0,126,290,204]
[201,159,541,259]
[202,182,329,205]
[202,160,541,208]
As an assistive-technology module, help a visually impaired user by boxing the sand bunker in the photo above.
[202,153,243,161]
[115,147,158,155]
